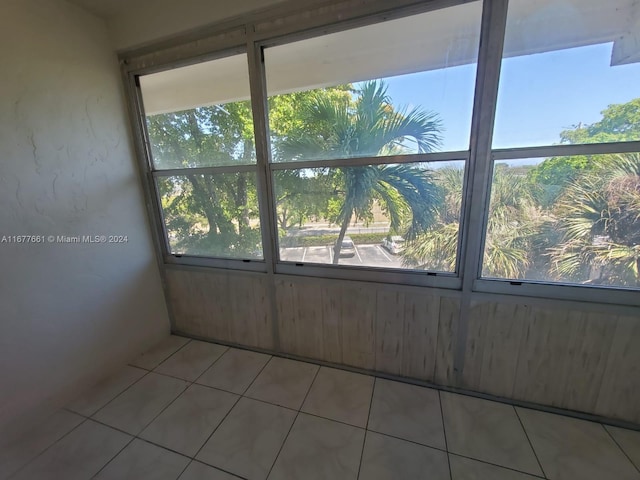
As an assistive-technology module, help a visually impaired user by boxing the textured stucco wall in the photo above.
[0,0,170,439]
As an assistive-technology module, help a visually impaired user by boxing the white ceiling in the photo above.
[66,0,135,18]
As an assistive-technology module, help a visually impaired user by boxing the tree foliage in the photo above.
[275,80,443,262]
[147,81,639,288]
[148,102,261,257]
[528,98,640,206]
[549,153,640,286]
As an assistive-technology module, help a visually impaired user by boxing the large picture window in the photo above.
[139,53,264,262]
[481,0,640,291]
[126,0,640,303]
[264,2,481,273]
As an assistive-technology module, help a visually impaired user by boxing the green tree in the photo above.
[403,165,545,277]
[269,87,352,231]
[560,98,640,145]
[549,153,640,286]
[528,98,640,207]
[147,101,261,257]
[277,80,443,262]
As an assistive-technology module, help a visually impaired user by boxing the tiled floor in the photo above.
[3,335,640,480]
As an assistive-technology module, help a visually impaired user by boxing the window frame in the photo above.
[269,152,469,289]
[469,0,640,306]
[120,0,640,306]
[258,2,485,289]
[132,47,269,272]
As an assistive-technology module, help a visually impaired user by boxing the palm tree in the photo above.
[550,153,640,286]
[277,81,443,263]
[401,166,462,272]
[402,165,543,277]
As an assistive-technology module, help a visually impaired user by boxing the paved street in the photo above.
[280,243,404,268]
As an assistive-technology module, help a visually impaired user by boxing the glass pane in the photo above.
[274,161,465,272]
[157,173,262,259]
[140,54,255,169]
[265,2,481,162]
[482,154,640,289]
[493,0,640,148]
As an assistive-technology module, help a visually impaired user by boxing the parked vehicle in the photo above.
[335,235,356,257]
[382,235,405,254]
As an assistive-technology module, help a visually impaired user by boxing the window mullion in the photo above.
[247,36,278,274]
[455,0,510,374]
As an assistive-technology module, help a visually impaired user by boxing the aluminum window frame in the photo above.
[474,140,640,306]
[120,0,640,305]
[132,47,269,272]
[268,153,469,288]
[469,0,640,307]
[258,1,485,288]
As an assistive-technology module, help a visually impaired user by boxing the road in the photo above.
[280,243,404,268]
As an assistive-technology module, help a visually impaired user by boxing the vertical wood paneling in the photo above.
[477,302,528,398]
[374,290,405,375]
[204,273,232,341]
[561,311,617,413]
[229,275,257,346]
[252,277,274,350]
[512,306,573,407]
[434,296,460,386]
[274,279,451,382]
[596,314,640,423]
[320,283,343,364]
[341,283,376,369]
[275,278,296,354]
[401,293,440,381]
[294,281,324,360]
[167,269,272,348]
[461,302,492,391]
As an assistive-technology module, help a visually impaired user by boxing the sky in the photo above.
[371,42,640,154]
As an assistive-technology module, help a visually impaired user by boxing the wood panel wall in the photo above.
[460,301,640,424]
[164,267,640,424]
[274,276,460,382]
[165,268,274,350]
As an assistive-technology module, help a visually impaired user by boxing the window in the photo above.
[480,0,640,292]
[272,161,466,272]
[264,2,481,274]
[125,0,640,302]
[139,53,264,262]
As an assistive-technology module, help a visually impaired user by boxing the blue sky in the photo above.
[372,42,640,153]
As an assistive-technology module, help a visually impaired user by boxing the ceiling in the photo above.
[66,0,135,18]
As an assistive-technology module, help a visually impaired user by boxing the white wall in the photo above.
[0,0,170,439]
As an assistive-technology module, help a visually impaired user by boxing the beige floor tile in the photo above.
[95,439,189,480]
[245,357,318,410]
[368,378,446,449]
[12,420,131,480]
[359,431,449,480]
[197,397,296,480]
[140,384,238,456]
[441,393,542,476]
[450,454,543,480]
[66,365,147,417]
[130,335,191,370]
[197,347,271,394]
[93,372,188,435]
[517,407,640,480]
[301,367,373,427]
[0,410,84,479]
[269,413,364,480]
[606,425,640,471]
[155,341,228,382]
[179,461,241,480]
